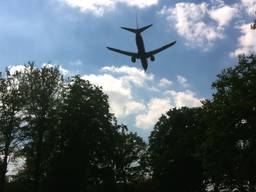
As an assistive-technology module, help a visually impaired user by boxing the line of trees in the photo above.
[149,55,256,192]
[0,54,256,192]
[0,63,148,192]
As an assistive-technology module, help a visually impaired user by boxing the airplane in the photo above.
[107,24,176,71]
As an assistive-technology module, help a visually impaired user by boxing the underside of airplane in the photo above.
[107,24,176,71]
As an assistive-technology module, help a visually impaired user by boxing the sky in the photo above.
[1,0,256,138]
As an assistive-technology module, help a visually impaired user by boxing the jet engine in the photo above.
[150,55,155,61]
[131,56,136,63]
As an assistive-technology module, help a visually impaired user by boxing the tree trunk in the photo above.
[33,131,43,192]
[213,182,219,192]
[0,143,10,192]
[122,168,127,192]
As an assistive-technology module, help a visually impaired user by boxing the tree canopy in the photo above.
[149,55,256,192]
[1,54,256,192]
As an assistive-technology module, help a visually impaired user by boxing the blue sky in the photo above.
[1,0,256,138]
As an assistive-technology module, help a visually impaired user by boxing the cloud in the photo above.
[82,66,151,118]
[9,65,26,75]
[82,73,132,98]
[165,90,202,108]
[135,90,202,130]
[42,63,70,76]
[101,65,154,87]
[81,65,203,130]
[177,75,189,88]
[231,23,256,56]
[160,1,237,50]
[136,98,172,129]
[60,0,159,16]
[118,0,159,8]
[209,5,238,27]
[59,65,70,76]
[159,78,173,88]
[241,0,256,16]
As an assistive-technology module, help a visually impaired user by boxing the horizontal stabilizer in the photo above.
[121,27,137,33]
[138,24,153,33]
[121,24,153,34]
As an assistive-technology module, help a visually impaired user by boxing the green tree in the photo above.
[114,125,148,191]
[17,63,63,192]
[45,76,119,192]
[149,107,205,192]
[0,70,23,192]
[201,55,256,191]
[3,64,150,192]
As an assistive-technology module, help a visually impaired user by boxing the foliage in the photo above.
[45,76,119,192]
[114,125,149,186]
[15,63,63,192]
[0,71,23,192]
[1,55,255,192]
[201,55,256,191]
[149,55,256,192]
[149,107,205,192]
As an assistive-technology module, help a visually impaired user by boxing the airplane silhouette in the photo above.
[107,24,176,71]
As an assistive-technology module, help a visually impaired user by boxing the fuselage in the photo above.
[136,33,148,71]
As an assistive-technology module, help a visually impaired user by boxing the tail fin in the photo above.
[121,24,153,34]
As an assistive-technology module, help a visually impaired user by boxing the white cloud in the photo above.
[101,65,154,87]
[231,23,256,56]
[165,90,202,108]
[135,89,202,129]
[177,75,189,88]
[119,0,159,8]
[160,1,237,50]
[209,5,238,27]
[135,98,172,129]
[82,73,131,98]
[135,90,202,130]
[59,65,69,76]
[42,63,70,76]
[82,73,138,118]
[241,0,256,16]
[82,67,151,118]
[124,100,146,116]
[159,78,173,88]
[9,65,26,75]
[82,65,203,130]
[60,0,159,15]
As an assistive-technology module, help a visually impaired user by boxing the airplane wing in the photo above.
[145,41,176,57]
[107,47,139,58]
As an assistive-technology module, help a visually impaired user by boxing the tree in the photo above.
[45,76,120,192]
[17,63,63,192]
[2,64,150,192]
[149,107,205,192]
[201,55,256,191]
[114,125,149,192]
[0,70,22,192]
